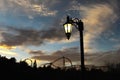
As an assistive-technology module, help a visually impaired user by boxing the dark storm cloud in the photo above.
[0,26,65,46]
[31,47,120,66]
[40,27,65,41]
[31,47,80,62]
[0,28,42,46]
[29,50,45,56]
[32,55,58,62]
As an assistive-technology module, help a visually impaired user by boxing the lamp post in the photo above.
[63,16,85,72]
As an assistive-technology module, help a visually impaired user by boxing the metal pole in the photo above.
[79,30,85,72]
[77,20,85,72]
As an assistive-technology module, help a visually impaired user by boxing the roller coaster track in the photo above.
[40,56,73,69]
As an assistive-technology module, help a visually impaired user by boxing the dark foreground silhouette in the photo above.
[0,55,120,80]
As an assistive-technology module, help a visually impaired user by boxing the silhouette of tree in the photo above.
[0,55,120,80]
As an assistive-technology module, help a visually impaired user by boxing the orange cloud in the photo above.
[0,44,16,50]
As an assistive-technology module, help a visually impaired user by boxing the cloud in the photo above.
[83,4,117,52]
[0,44,16,49]
[31,47,80,66]
[113,43,120,50]
[31,47,80,61]
[0,26,66,47]
[0,0,57,16]
[12,0,57,16]
[29,50,45,56]
[0,27,44,46]
[30,47,120,66]
[69,3,118,53]
[31,4,57,16]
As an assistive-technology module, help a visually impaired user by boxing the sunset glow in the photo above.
[0,44,16,50]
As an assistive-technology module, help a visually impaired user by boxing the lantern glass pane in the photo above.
[64,23,72,33]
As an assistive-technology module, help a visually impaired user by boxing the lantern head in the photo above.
[63,16,73,40]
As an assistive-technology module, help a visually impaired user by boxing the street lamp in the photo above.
[63,15,85,72]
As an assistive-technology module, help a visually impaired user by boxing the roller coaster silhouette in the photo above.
[21,56,74,69]
[21,57,107,71]
[40,56,73,69]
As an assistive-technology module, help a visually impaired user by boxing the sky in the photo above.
[0,0,120,67]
